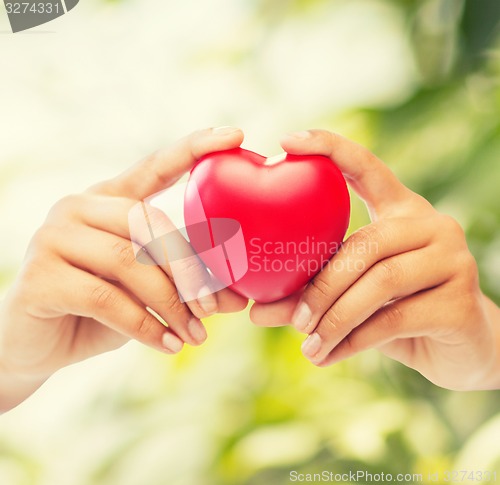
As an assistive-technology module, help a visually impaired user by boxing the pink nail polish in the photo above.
[292,302,312,332]
[287,130,312,139]
[197,286,217,315]
[301,333,321,358]
[188,318,207,344]
[162,332,183,353]
[212,126,240,135]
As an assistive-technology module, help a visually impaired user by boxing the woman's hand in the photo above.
[0,127,248,411]
[250,130,500,391]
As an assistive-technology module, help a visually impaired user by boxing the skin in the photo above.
[0,127,248,413]
[250,129,500,391]
[1,128,499,413]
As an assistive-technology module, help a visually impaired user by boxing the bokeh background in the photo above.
[1,0,500,484]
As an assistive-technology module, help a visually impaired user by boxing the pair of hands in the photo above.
[1,127,499,412]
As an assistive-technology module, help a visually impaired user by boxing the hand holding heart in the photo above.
[0,127,248,412]
[1,127,499,414]
[184,147,350,303]
[251,130,500,391]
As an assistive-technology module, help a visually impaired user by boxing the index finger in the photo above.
[90,126,244,200]
[280,130,413,215]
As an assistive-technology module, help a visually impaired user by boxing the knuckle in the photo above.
[343,224,386,261]
[111,240,137,269]
[321,307,343,334]
[28,227,44,248]
[440,215,466,240]
[179,255,203,273]
[308,276,333,302]
[458,250,477,271]
[381,303,403,330]
[342,334,359,354]
[48,194,81,218]
[353,225,377,245]
[374,258,403,288]
[176,255,205,282]
[30,226,57,250]
[455,251,479,285]
[353,222,387,248]
[162,290,184,315]
[145,206,173,237]
[89,284,120,310]
[142,150,172,187]
[135,312,160,340]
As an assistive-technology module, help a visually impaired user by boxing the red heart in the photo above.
[184,148,350,303]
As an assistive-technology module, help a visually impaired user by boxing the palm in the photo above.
[2,309,127,380]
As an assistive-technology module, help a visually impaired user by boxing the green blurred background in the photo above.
[0,0,499,484]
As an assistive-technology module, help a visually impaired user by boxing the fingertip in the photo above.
[291,301,313,333]
[162,331,184,354]
[209,126,245,147]
[283,130,313,141]
[191,126,244,159]
[216,288,249,314]
[279,130,310,153]
[196,286,218,317]
[249,302,276,326]
[280,129,332,155]
[249,295,298,327]
[187,317,208,346]
[249,302,293,327]
[211,126,243,137]
[248,302,268,326]
[301,332,322,359]
[280,129,337,149]
[231,295,250,313]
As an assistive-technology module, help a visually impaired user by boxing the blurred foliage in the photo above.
[1,1,500,485]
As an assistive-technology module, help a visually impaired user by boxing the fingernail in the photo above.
[292,302,312,332]
[188,318,208,344]
[212,126,240,136]
[162,332,183,354]
[286,130,312,139]
[197,286,218,315]
[301,333,322,358]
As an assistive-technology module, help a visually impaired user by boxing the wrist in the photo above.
[0,357,48,414]
[472,295,500,390]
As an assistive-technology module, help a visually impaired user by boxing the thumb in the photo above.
[281,130,413,217]
[90,126,244,200]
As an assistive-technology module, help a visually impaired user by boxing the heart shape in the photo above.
[184,148,350,302]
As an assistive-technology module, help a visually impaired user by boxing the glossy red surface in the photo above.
[184,148,350,302]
